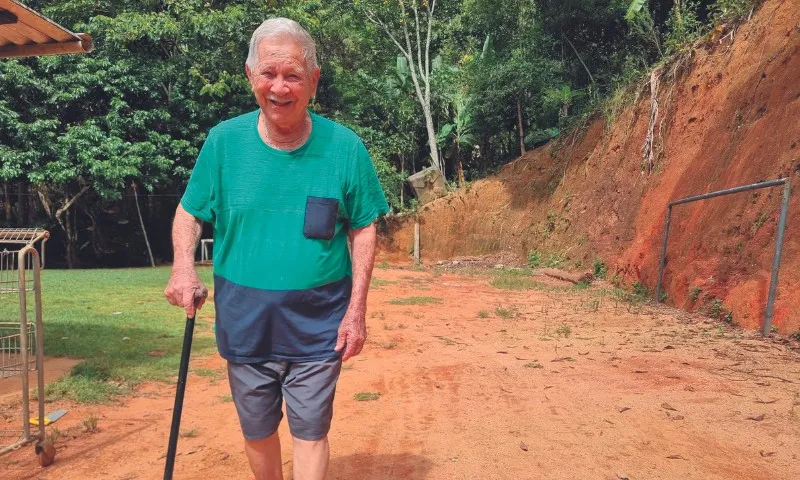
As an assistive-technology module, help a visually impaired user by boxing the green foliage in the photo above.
[494,306,516,319]
[625,0,647,21]
[593,258,608,279]
[664,1,705,55]
[632,281,649,298]
[710,0,760,24]
[625,0,662,58]
[710,298,724,318]
[527,251,542,268]
[545,252,566,268]
[556,324,572,338]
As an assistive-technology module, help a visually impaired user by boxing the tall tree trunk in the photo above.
[63,207,76,268]
[50,185,90,269]
[423,106,441,174]
[2,182,10,224]
[517,97,526,154]
[17,182,26,225]
[456,144,465,187]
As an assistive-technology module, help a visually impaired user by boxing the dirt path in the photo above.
[2,267,799,479]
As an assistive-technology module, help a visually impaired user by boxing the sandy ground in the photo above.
[1,267,799,479]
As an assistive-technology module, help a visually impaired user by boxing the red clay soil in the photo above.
[2,267,799,479]
[378,0,800,333]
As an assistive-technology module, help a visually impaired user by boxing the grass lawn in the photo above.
[0,266,216,403]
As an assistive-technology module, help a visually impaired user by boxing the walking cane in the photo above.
[164,306,198,479]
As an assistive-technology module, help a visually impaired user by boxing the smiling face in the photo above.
[245,35,320,132]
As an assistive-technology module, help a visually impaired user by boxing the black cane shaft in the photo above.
[164,316,195,480]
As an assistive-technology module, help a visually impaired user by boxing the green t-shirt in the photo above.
[181,109,389,362]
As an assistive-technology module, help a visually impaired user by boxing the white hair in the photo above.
[246,17,318,73]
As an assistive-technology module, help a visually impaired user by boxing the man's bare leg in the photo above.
[292,436,329,480]
[245,432,283,480]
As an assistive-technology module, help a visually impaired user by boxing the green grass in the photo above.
[477,310,490,318]
[556,324,572,338]
[494,306,516,319]
[192,368,223,381]
[491,277,551,290]
[523,361,543,369]
[0,266,217,404]
[370,278,398,288]
[354,392,381,401]
[218,394,233,403]
[388,296,442,305]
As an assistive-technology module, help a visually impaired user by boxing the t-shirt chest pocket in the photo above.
[303,196,340,240]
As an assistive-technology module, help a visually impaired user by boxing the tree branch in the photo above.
[55,185,90,220]
[426,0,435,81]
[412,2,425,89]
[364,9,410,58]
[35,186,52,219]
[561,33,596,86]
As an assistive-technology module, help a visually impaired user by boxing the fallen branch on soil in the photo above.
[541,269,594,285]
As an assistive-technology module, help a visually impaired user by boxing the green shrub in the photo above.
[632,281,649,298]
[527,251,541,268]
[710,0,760,24]
[664,0,705,54]
[593,258,607,279]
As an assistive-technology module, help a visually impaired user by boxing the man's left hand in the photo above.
[334,307,367,361]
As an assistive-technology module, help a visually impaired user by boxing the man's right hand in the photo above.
[164,268,208,318]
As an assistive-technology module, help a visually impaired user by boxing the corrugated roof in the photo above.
[0,0,92,58]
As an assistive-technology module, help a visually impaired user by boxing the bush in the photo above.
[527,251,541,268]
[710,0,760,24]
[664,0,705,55]
[593,258,607,279]
[632,281,649,298]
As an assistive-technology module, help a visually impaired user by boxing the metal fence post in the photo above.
[655,205,673,303]
[764,180,791,335]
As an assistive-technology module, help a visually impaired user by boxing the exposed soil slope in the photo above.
[378,0,800,332]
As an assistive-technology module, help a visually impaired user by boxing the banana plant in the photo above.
[625,0,663,57]
[437,92,478,186]
[544,85,584,118]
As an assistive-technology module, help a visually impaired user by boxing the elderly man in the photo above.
[164,17,389,480]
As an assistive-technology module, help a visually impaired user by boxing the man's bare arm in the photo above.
[335,222,378,361]
[164,204,208,317]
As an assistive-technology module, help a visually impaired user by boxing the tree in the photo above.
[355,0,448,174]
[0,0,273,266]
[460,0,561,161]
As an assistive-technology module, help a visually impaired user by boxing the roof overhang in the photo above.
[0,0,93,59]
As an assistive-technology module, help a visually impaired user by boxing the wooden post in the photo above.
[414,222,420,266]
[132,182,156,267]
